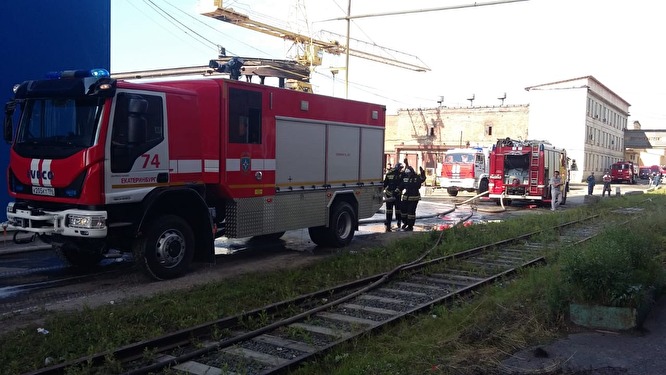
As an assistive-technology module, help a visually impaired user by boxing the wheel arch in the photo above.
[137,187,214,263]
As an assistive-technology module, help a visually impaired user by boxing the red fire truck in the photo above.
[487,138,569,206]
[438,147,490,196]
[609,161,638,184]
[3,65,386,280]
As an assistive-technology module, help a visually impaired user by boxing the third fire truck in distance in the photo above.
[438,147,490,196]
[3,61,385,280]
[609,161,638,184]
[487,138,569,206]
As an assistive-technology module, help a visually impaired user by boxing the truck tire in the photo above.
[329,201,356,247]
[135,215,194,280]
[308,201,356,247]
[447,188,459,196]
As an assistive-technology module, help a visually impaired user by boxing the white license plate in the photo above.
[32,186,55,196]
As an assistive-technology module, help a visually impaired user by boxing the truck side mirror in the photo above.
[127,97,147,144]
[4,101,16,144]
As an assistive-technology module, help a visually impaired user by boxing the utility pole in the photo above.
[330,68,339,96]
[345,0,351,99]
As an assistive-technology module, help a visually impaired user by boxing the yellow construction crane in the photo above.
[201,1,431,78]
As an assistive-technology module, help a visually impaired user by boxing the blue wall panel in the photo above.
[0,1,110,220]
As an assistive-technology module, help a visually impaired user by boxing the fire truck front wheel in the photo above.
[135,215,195,280]
[446,188,459,197]
[308,201,356,248]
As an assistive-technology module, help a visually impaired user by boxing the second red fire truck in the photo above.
[487,138,569,206]
[3,62,386,280]
[438,147,490,196]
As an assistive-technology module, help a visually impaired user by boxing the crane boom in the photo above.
[201,2,430,72]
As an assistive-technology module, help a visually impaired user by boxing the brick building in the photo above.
[385,105,529,184]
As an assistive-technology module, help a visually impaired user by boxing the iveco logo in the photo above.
[28,170,54,180]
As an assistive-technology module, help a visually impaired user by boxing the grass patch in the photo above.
[1,193,665,374]
[559,214,665,307]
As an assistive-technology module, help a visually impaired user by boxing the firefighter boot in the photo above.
[385,224,392,232]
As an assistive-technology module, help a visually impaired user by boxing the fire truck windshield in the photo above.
[14,97,104,158]
[445,153,474,163]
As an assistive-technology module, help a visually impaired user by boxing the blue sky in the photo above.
[111,0,666,126]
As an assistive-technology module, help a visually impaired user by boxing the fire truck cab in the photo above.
[487,138,569,206]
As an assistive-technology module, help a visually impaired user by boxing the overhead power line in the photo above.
[143,0,217,50]
[321,0,530,21]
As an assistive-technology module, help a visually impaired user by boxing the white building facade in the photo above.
[526,76,630,182]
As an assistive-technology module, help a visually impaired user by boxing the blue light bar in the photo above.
[45,68,110,80]
[90,69,110,78]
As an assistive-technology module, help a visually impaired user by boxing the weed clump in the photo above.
[560,212,666,308]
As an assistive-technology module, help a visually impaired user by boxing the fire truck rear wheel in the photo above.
[330,202,356,247]
[135,215,195,280]
[308,201,356,247]
[447,188,459,197]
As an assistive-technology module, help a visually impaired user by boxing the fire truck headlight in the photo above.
[67,215,106,229]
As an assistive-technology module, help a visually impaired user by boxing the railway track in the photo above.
[23,207,643,375]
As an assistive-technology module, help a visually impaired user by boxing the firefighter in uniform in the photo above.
[399,166,426,231]
[383,163,403,232]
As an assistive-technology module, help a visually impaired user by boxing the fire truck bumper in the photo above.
[439,178,475,189]
[6,203,107,238]
[488,194,543,201]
